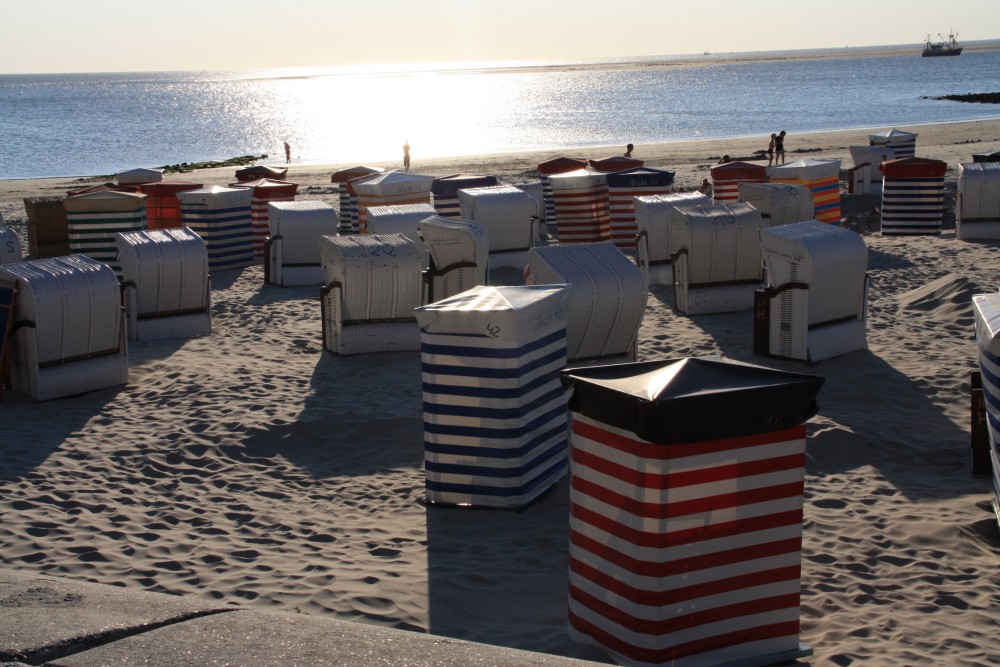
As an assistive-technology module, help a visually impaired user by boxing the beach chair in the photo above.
[0,227,23,264]
[880,158,947,236]
[431,174,499,218]
[23,196,71,259]
[415,284,571,508]
[177,185,254,273]
[971,291,1000,529]
[738,182,814,228]
[116,168,163,187]
[525,242,647,364]
[710,160,766,202]
[63,190,148,278]
[418,216,489,304]
[231,178,298,261]
[767,159,842,224]
[319,233,422,355]
[670,202,763,315]
[562,357,822,667]
[0,255,128,401]
[331,167,384,234]
[848,145,894,195]
[546,169,612,244]
[264,201,340,287]
[633,191,709,287]
[352,171,435,234]
[117,228,211,342]
[756,220,869,362]
[365,203,437,269]
[957,162,1000,241]
[603,167,675,252]
[457,184,539,273]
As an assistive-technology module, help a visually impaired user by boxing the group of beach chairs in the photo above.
[2,144,1000,667]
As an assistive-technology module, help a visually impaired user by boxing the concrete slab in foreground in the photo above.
[0,568,606,666]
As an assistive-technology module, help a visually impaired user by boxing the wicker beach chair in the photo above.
[0,255,128,401]
[430,174,499,218]
[264,201,340,287]
[319,233,422,355]
[117,228,211,342]
[972,291,1000,529]
[365,203,437,269]
[633,191,709,287]
[457,184,539,273]
[418,216,489,304]
[23,196,72,259]
[957,162,1000,241]
[0,227,23,264]
[738,182,814,228]
[670,202,763,315]
[526,242,647,364]
[756,220,869,362]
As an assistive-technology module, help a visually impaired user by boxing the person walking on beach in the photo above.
[403,140,411,171]
[284,141,292,164]
[767,133,777,166]
[624,143,634,158]
[774,130,786,164]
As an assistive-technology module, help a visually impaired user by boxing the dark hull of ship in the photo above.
[922,47,962,57]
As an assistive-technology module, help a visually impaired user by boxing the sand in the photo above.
[1,119,999,665]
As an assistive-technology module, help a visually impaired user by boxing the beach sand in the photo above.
[1,120,999,665]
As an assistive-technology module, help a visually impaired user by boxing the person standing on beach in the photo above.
[774,130,786,164]
[624,143,634,158]
[767,133,777,166]
[284,141,292,164]
[403,140,411,171]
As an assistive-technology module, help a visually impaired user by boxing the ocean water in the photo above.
[2,44,999,180]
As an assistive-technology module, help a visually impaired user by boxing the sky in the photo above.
[2,0,998,74]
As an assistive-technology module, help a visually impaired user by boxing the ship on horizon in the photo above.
[922,31,963,57]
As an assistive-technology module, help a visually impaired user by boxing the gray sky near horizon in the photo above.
[3,0,998,74]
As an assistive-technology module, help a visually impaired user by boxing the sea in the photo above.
[2,42,999,180]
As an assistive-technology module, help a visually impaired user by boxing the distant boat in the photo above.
[922,31,963,57]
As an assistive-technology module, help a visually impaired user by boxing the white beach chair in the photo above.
[526,241,647,364]
[365,203,438,269]
[418,216,489,304]
[756,220,869,362]
[0,227,23,264]
[319,233,422,355]
[0,255,128,401]
[633,191,709,287]
[848,145,894,195]
[670,202,763,315]
[957,162,1000,241]
[117,227,211,342]
[971,291,1000,529]
[415,284,571,509]
[738,182,814,228]
[458,184,539,273]
[264,200,340,286]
